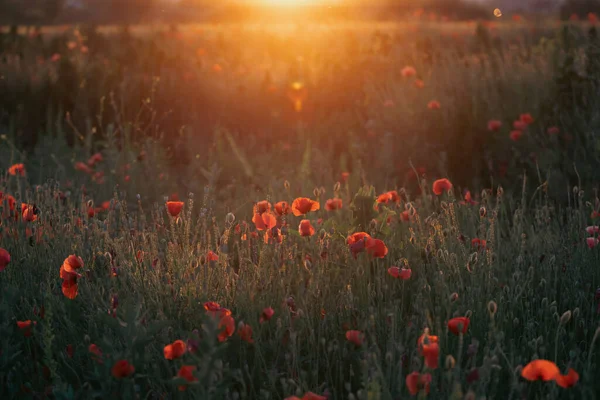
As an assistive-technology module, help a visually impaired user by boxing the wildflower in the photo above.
[521,359,560,382]
[253,212,277,231]
[345,330,364,346]
[176,365,198,391]
[204,302,231,318]
[166,201,184,217]
[274,201,290,216]
[428,100,441,110]
[510,130,523,141]
[513,120,528,130]
[89,344,103,363]
[366,238,388,258]
[260,307,275,324]
[422,341,439,369]
[17,320,35,337]
[75,162,93,174]
[589,12,598,24]
[299,219,315,237]
[547,126,560,135]
[432,178,452,195]
[21,203,37,222]
[487,120,502,131]
[555,368,579,388]
[302,393,327,400]
[401,66,416,78]
[0,248,10,272]
[291,197,320,216]
[406,371,432,395]
[471,238,486,250]
[447,317,470,335]
[586,237,598,249]
[65,344,74,358]
[87,153,103,167]
[111,360,135,379]
[164,340,186,360]
[207,251,219,262]
[264,227,283,244]
[217,314,235,342]
[62,255,84,274]
[253,200,271,215]
[387,267,411,280]
[8,163,25,176]
[325,198,343,211]
[586,226,600,235]
[62,279,78,300]
[415,79,425,88]
[340,172,350,182]
[520,113,534,124]
[238,323,254,343]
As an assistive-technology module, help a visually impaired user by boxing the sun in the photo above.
[257,0,316,6]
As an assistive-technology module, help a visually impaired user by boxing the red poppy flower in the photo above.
[547,126,560,135]
[520,113,534,124]
[340,172,350,182]
[487,120,502,131]
[422,341,439,369]
[462,190,478,205]
[87,152,103,167]
[0,248,10,272]
[274,201,290,216]
[253,212,277,231]
[218,314,235,342]
[253,200,272,215]
[513,120,528,130]
[111,360,135,379]
[428,100,441,109]
[17,320,35,337]
[62,255,84,274]
[406,371,432,395]
[260,307,275,323]
[400,210,411,222]
[447,317,470,335]
[89,343,103,363]
[587,237,598,249]
[204,302,231,318]
[264,227,283,244]
[345,330,364,346]
[432,178,452,195]
[521,359,560,381]
[75,162,93,174]
[21,203,37,222]
[164,340,186,360]
[177,365,198,391]
[417,332,439,354]
[291,197,320,216]
[510,130,523,141]
[325,198,343,211]
[471,238,486,250]
[238,323,254,343]
[401,66,416,78]
[589,12,599,24]
[8,163,25,176]
[555,368,579,388]
[61,279,79,299]
[207,251,219,262]
[66,344,74,358]
[347,232,371,245]
[366,238,388,258]
[166,201,184,217]
[299,219,315,237]
[302,392,327,400]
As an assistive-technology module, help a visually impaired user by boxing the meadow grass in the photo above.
[1,19,600,400]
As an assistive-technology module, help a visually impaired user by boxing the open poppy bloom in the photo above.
[75,162,93,174]
[417,331,439,355]
[253,212,277,231]
[401,66,416,77]
[447,317,470,335]
[111,360,135,378]
[519,113,534,125]
[253,200,272,215]
[204,301,231,318]
[87,152,103,167]
[422,341,439,369]
[62,255,84,273]
[325,198,343,211]
[238,323,254,343]
[366,238,388,258]
[17,320,35,337]
[274,201,290,216]
[586,237,598,249]
[347,232,371,245]
[555,368,579,388]
[89,343,103,363]
[299,219,315,237]
[291,197,320,216]
[487,120,502,131]
[301,392,327,400]
[406,371,432,395]
[176,365,198,391]
[388,266,411,280]
[21,203,38,222]
[164,340,186,360]
[510,130,523,141]
[8,163,26,176]
[0,248,10,272]
[432,179,452,195]
[471,238,486,250]
[260,307,275,323]
[547,126,560,135]
[345,330,364,346]
[264,227,284,244]
[166,201,184,217]
[513,120,528,130]
[207,251,219,262]
[521,359,560,382]
[428,100,441,109]
[218,314,235,342]
[61,279,78,300]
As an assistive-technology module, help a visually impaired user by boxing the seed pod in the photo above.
[487,300,498,316]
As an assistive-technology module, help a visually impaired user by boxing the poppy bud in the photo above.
[284,180,290,190]
[313,188,320,198]
[559,310,572,325]
[226,212,235,224]
[445,355,456,369]
[333,182,341,192]
[497,186,504,197]
[513,317,519,325]
[573,308,580,319]
[479,207,487,217]
[487,301,497,316]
